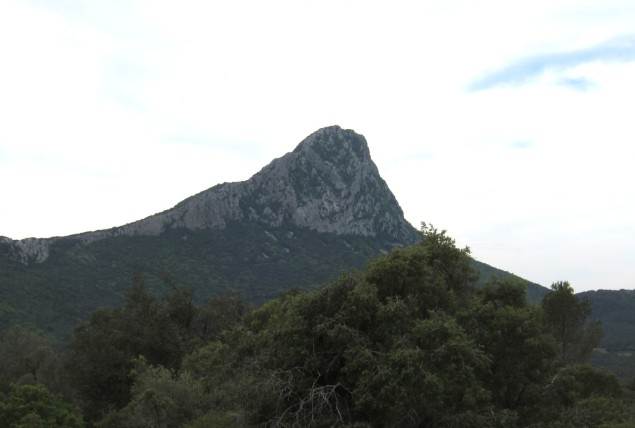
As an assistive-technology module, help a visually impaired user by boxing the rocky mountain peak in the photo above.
[149,125,418,243]
[5,126,419,264]
[292,125,371,164]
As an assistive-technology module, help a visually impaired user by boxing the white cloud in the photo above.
[467,34,635,91]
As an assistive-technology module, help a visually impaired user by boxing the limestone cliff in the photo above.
[4,126,419,264]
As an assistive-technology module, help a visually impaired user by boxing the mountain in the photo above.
[2,126,418,264]
[581,289,635,378]
[0,126,540,343]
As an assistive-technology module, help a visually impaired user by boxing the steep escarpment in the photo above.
[0,126,426,340]
[112,125,417,243]
[4,126,418,264]
[0,126,551,343]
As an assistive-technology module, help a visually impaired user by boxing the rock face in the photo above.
[0,237,50,264]
[4,126,419,264]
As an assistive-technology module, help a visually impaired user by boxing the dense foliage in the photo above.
[581,290,635,378]
[0,383,84,427]
[1,225,633,427]
[0,224,543,346]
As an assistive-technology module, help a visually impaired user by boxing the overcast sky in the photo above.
[1,0,634,292]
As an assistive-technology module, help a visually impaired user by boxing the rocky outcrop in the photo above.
[0,237,51,264]
[5,126,419,264]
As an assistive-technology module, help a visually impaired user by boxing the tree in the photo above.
[0,326,60,394]
[0,383,84,428]
[539,365,629,427]
[365,223,476,316]
[64,282,200,421]
[345,311,492,427]
[194,293,247,345]
[547,364,622,407]
[541,281,603,365]
[56,224,623,427]
[181,225,510,427]
[96,357,208,428]
[461,278,557,416]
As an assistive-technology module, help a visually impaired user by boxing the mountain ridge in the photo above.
[3,125,633,378]
[1,125,438,342]
[2,125,418,265]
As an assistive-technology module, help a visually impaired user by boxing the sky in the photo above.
[1,0,634,292]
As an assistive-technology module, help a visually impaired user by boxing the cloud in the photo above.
[409,151,434,160]
[557,76,597,91]
[467,34,635,91]
[165,130,265,157]
[509,140,533,149]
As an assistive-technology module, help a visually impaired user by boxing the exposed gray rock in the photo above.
[6,238,51,264]
[5,126,418,264]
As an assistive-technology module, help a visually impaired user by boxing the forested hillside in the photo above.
[585,289,635,378]
[0,225,390,343]
[0,126,422,343]
[1,226,632,427]
[0,126,547,351]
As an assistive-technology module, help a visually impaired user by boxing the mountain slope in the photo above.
[0,126,421,341]
[0,126,544,343]
[582,289,635,378]
[3,126,418,265]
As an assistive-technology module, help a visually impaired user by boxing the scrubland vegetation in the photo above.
[1,225,633,427]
